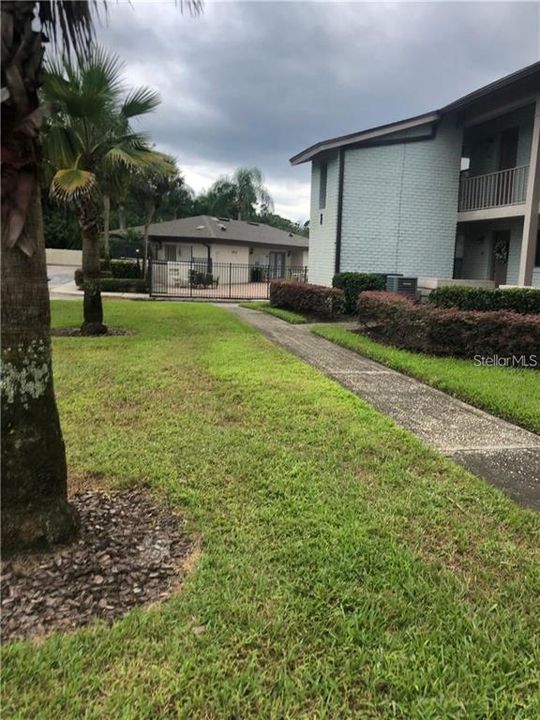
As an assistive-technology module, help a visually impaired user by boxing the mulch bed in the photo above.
[51,327,133,337]
[1,490,193,643]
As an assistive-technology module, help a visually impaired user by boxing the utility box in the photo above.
[386,276,417,297]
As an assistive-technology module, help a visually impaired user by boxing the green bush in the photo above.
[110,259,142,279]
[428,286,540,315]
[358,291,540,362]
[100,278,148,293]
[270,280,344,319]
[332,272,386,313]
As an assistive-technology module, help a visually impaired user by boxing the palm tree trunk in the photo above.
[78,198,107,335]
[1,1,79,551]
[1,191,79,551]
[142,206,156,278]
[118,202,127,230]
[102,192,111,266]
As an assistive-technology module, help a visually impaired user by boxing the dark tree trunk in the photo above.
[102,192,111,266]
[1,1,78,552]
[78,197,107,335]
[118,202,126,230]
[1,195,79,551]
[142,206,155,278]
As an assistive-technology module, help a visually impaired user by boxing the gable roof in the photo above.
[120,215,309,249]
[290,61,540,165]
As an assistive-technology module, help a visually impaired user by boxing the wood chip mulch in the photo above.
[1,490,192,643]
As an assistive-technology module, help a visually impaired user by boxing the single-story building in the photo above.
[139,215,308,275]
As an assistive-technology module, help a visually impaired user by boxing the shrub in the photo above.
[110,259,142,279]
[100,278,148,293]
[270,280,344,319]
[74,263,143,288]
[428,285,540,315]
[332,272,386,313]
[357,291,540,362]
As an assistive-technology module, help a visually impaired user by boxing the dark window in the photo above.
[319,162,327,210]
[320,213,324,225]
[535,228,540,267]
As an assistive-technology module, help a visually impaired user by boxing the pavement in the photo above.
[47,265,149,301]
[223,304,540,511]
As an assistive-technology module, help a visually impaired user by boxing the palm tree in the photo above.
[128,156,178,276]
[1,0,203,552]
[1,1,100,552]
[233,167,273,220]
[205,167,274,220]
[43,47,167,334]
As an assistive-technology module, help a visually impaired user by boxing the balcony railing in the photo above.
[458,165,528,212]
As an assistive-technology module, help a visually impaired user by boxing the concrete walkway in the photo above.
[224,304,540,511]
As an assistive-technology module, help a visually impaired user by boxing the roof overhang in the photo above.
[148,235,309,250]
[290,61,540,166]
[289,111,440,165]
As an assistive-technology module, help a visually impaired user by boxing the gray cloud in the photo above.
[100,1,540,220]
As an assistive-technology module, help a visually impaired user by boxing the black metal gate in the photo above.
[150,260,308,300]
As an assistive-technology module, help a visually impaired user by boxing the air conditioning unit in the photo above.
[386,276,418,297]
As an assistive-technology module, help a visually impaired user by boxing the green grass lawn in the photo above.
[3,301,540,719]
[238,301,306,323]
[313,325,540,434]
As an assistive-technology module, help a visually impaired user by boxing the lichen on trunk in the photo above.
[1,193,79,552]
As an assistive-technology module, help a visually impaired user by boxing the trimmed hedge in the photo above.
[100,278,148,293]
[74,270,148,293]
[270,280,344,319]
[332,272,386,314]
[75,262,143,289]
[428,285,540,315]
[110,259,143,279]
[358,291,540,362]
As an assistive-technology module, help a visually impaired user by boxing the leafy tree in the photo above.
[1,1,99,551]
[196,167,274,220]
[42,192,82,249]
[128,156,178,274]
[257,211,309,238]
[43,46,166,334]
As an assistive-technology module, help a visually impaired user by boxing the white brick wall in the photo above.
[338,118,462,279]
[308,154,340,285]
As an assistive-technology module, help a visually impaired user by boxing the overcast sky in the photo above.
[99,1,540,221]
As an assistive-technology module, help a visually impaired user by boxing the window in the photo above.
[165,244,176,262]
[535,229,540,268]
[319,162,327,210]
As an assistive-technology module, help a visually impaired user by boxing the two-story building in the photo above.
[291,62,540,288]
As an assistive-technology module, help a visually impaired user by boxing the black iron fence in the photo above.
[149,260,308,300]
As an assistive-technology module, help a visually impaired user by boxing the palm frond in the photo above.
[38,1,105,58]
[51,167,97,203]
[43,46,123,120]
[121,87,161,119]
[103,144,168,171]
[42,123,80,168]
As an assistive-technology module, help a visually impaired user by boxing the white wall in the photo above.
[46,248,82,266]
[339,117,462,279]
[308,153,340,285]
[459,216,540,288]
[211,244,250,265]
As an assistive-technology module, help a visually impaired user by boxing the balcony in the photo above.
[458,165,528,212]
